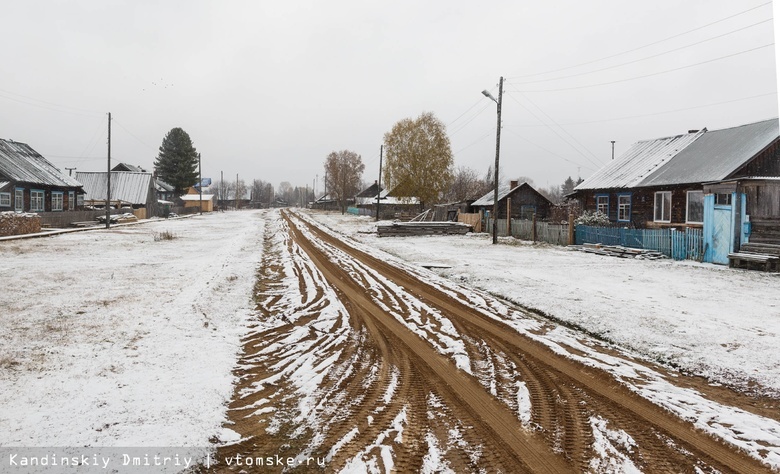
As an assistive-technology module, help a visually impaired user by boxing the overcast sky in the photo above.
[1,0,777,195]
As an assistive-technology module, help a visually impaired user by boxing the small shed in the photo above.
[471,180,552,220]
[76,171,158,218]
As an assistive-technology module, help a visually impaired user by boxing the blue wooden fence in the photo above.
[576,225,703,261]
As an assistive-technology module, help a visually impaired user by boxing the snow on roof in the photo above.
[180,193,215,201]
[0,138,83,188]
[76,171,153,204]
[640,118,779,187]
[471,181,543,207]
[575,118,780,191]
[575,130,704,191]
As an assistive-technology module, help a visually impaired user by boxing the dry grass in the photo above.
[153,230,177,241]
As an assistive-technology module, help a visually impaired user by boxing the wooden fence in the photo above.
[485,218,571,246]
[576,225,704,261]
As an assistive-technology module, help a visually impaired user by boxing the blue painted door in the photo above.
[711,206,732,264]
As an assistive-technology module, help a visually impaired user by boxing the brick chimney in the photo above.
[510,180,519,189]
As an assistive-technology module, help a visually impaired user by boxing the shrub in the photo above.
[575,211,610,226]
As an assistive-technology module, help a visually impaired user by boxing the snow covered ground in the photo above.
[0,211,264,463]
[306,211,780,397]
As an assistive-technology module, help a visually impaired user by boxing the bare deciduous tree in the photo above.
[446,166,491,202]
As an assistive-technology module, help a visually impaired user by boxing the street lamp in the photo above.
[482,76,503,245]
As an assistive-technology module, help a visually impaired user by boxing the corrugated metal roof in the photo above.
[472,184,513,206]
[75,171,153,204]
[471,181,539,207]
[180,194,214,201]
[639,118,779,186]
[0,139,83,188]
[575,130,704,191]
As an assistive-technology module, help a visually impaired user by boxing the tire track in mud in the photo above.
[288,210,775,473]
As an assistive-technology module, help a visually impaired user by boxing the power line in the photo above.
[505,92,605,169]
[510,18,772,86]
[112,118,158,151]
[0,88,103,117]
[509,43,774,93]
[504,92,778,128]
[503,127,597,173]
[453,129,494,155]
[508,1,772,80]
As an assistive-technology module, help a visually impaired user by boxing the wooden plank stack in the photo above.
[728,242,780,272]
[568,243,667,260]
[377,221,472,237]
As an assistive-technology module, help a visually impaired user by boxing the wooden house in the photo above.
[0,138,84,213]
[571,118,779,230]
[471,180,552,220]
[354,181,422,219]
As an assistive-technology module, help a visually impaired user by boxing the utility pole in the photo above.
[611,141,616,160]
[198,153,202,215]
[376,144,383,221]
[220,170,224,207]
[65,167,76,176]
[324,170,328,211]
[105,112,112,229]
[491,77,503,245]
[235,173,239,210]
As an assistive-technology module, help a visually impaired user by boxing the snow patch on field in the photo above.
[0,212,265,452]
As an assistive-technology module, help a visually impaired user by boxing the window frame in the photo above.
[15,188,24,211]
[653,191,672,223]
[0,192,10,207]
[685,190,704,224]
[68,191,75,210]
[617,193,631,222]
[595,194,609,216]
[30,189,45,212]
[52,191,64,211]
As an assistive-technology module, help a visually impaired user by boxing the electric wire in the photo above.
[507,1,772,80]
[509,43,774,93]
[510,18,773,86]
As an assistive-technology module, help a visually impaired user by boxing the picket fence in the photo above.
[575,225,704,261]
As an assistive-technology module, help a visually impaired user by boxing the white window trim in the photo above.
[685,190,704,224]
[68,191,75,210]
[654,191,672,223]
[52,191,64,211]
[596,194,609,215]
[31,189,45,212]
[617,194,631,222]
[0,192,10,207]
[15,188,24,211]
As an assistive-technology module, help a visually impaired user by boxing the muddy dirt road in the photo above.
[208,210,777,473]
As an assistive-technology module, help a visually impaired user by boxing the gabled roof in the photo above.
[112,163,147,173]
[180,193,214,201]
[575,130,704,191]
[155,179,174,193]
[356,182,383,198]
[471,181,550,207]
[640,118,779,186]
[575,118,780,191]
[75,171,153,205]
[0,138,83,188]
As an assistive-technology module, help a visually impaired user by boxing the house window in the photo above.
[0,192,10,207]
[596,194,609,216]
[715,193,732,205]
[31,190,44,212]
[686,191,704,224]
[77,194,84,207]
[68,191,75,210]
[52,191,63,211]
[617,194,631,222]
[654,191,671,222]
[15,188,24,211]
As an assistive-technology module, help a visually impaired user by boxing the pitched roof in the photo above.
[575,130,704,191]
[471,181,550,207]
[0,138,83,188]
[640,118,779,186]
[75,171,153,205]
[112,163,147,172]
[356,182,383,198]
[575,118,780,191]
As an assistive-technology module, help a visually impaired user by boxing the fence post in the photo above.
[568,213,574,245]
[532,213,537,243]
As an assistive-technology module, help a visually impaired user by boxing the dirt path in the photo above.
[207,211,775,473]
